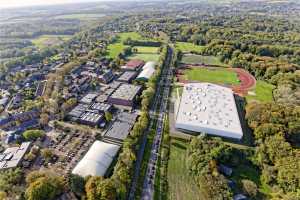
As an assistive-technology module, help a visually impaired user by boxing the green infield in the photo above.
[168,138,203,200]
[183,67,240,85]
[127,53,160,62]
[134,46,159,54]
[246,80,274,103]
[182,54,227,66]
[31,34,72,49]
[175,42,205,53]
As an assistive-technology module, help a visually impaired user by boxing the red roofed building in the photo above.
[121,59,145,71]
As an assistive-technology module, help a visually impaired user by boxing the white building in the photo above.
[72,141,120,177]
[175,83,243,139]
[136,61,156,81]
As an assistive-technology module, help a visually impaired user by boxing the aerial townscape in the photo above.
[0,0,300,200]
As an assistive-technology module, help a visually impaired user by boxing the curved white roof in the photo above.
[72,141,120,177]
[137,61,156,80]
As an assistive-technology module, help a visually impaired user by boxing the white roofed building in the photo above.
[175,83,243,139]
[136,61,156,81]
[72,141,120,177]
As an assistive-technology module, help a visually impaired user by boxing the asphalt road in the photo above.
[127,46,174,200]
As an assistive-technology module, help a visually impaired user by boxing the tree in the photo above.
[41,148,53,162]
[85,177,116,200]
[104,112,112,122]
[69,174,86,197]
[242,179,258,198]
[39,113,49,127]
[23,130,44,141]
[25,176,64,200]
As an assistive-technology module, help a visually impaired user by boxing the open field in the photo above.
[246,80,274,102]
[53,13,105,20]
[168,138,202,200]
[31,34,72,49]
[118,32,145,41]
[175,42,204,53]
[182,67,240,85]
[134,46,159,54]
[181,54,227,66]
[127,53,160,62]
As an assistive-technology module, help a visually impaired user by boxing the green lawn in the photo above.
[175,42,205,53]
[134,46,159,54]
[31,34,72,49]
[128,53,160,62]
[118,32,144,41]
[168,138,202,200]
[246,80,274,103]
[182,54,227,66]
[183,67,240,85]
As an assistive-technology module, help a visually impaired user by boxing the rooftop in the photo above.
[117,71,137,82]
[0,142,31,169]
[175,83,243,139]
[80,112,103,124]
[109,84,141,101]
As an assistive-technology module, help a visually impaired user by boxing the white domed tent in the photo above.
[72,140,120,177]
[136,61,156,81]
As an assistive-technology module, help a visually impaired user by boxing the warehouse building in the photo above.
[136,61,156,81]
[175,83,243,139]
[117,71,137,83]
[0,142,31,170]
[72,141,120,177]
[121,59,145,71]
[90,102,112,113]
[108,84,141,109]
[79,111,104,127]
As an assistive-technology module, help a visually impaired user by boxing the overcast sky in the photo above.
[0,0,109,9]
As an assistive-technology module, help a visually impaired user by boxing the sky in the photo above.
[0,0,104,9]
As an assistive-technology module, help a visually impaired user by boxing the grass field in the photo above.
[168,138,202,200]
[127,53,160,62]
[31,34,72,49]
[183,67,240,85]
[135,46,159,54]
[182,54,227,66]
[246,80,274,103]
[175,42,204,53]
[106,32,145,59]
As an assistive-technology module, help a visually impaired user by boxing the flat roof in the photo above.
[0,142,31,169]
[175,83,243,139]
[109,84,141,101]
[68,104,89,118]
[90,103,112,112]
[117,71,137,82]
[80,112,103,124]
[80,93,98,104]
[104,112,137,140]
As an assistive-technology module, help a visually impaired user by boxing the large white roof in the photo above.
[137,61,156,80]
[175,83,243,139]
[72,141,120,177]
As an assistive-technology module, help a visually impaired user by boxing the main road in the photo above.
[128,46,174,200]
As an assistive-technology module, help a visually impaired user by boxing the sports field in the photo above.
[183,67,240,85]
[168,138,202,200]
[182,54,227,66]
[175,42,204,53]
[31,34,72,49]
[127,53,160,62]
[134,46,159,54]
[246,80,274,102]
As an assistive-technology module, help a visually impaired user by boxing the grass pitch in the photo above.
[246,80,274,103]
[182,54,227,66]
[175,42,205,53]
[183,67,240,85]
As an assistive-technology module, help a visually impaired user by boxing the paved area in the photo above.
[128,47,174,200]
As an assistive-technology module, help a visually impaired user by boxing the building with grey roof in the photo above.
[79,112,104,126]
[175,83,243,139]
[90,103,112,113]
[68,104,89,119]
[0,142,31,170]
[117,71,137,83]
[80,93,98,104]
[108,84,141,109]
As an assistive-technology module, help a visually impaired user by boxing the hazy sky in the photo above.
[0,0,103,9]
